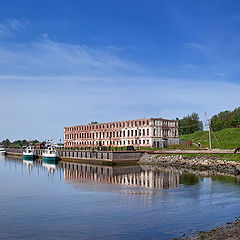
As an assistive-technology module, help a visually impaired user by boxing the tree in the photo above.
[178,113,203,135]
[1,139,11,147]
[90,121,98,124]
[211,107,240,131]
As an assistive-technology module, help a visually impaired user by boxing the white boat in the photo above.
[42,145,59,162]
[23,146,37,160]
[0,147,6,156]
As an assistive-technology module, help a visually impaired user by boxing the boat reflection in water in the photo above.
[62,162,181,192]
[42,161,58,175]
[23,159,34,170]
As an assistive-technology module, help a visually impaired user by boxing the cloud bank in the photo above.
[0,37,239,141]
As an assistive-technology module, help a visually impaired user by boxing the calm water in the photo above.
[1,156,240,240]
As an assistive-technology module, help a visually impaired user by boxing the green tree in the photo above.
[178,112,203,135]
[1,139,11,147]
[211,107,240,131]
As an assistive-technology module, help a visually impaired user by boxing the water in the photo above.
[1,155,240,240]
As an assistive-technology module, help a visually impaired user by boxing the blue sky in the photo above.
[1,0,240,142]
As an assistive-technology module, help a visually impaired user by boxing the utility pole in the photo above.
[208,120,212,150]
[204,112,208,131]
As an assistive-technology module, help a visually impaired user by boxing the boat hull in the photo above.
[0,151,6,156]
[23,155,37,160]
[42,156,59,162]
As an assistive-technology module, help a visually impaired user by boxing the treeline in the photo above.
[177,112,203,135]
[0,139,40,148]
[211,107,240,131]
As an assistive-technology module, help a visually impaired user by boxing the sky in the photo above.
[1,0,240,142]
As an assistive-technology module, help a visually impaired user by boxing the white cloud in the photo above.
[0,38,140,78]
[0,18,29,38]
[0,37,239,141]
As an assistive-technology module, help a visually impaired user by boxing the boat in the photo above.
[0,147,6,156]
[42,145,59,162]
[23,146,37,160]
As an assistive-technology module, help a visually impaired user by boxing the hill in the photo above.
[180,128,240,149]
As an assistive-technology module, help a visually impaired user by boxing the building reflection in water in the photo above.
[62,162,180,190]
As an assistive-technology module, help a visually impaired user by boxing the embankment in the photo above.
[139,153,240,175]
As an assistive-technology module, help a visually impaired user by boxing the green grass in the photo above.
[180,128,240,149]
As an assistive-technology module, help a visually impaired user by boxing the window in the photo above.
[147,129,149,135]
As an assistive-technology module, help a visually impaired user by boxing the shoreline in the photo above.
[176,218,240,240]
[139,153,240,175]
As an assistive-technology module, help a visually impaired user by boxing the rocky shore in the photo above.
[178,218,240,240]
[139,153,240,175]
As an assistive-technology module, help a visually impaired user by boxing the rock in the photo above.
[139,153,240,176]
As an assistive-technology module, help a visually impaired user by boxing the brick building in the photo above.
[64,118,178,148]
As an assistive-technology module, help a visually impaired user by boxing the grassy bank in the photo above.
[180,128,240,149]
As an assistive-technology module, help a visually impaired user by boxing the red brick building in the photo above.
[64,118,179,148]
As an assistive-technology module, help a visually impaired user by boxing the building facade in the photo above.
[64,118,178,148]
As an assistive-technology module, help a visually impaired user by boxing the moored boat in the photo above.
[42,145,59,162]
[0,147,6,156]
[23,146,37,160]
